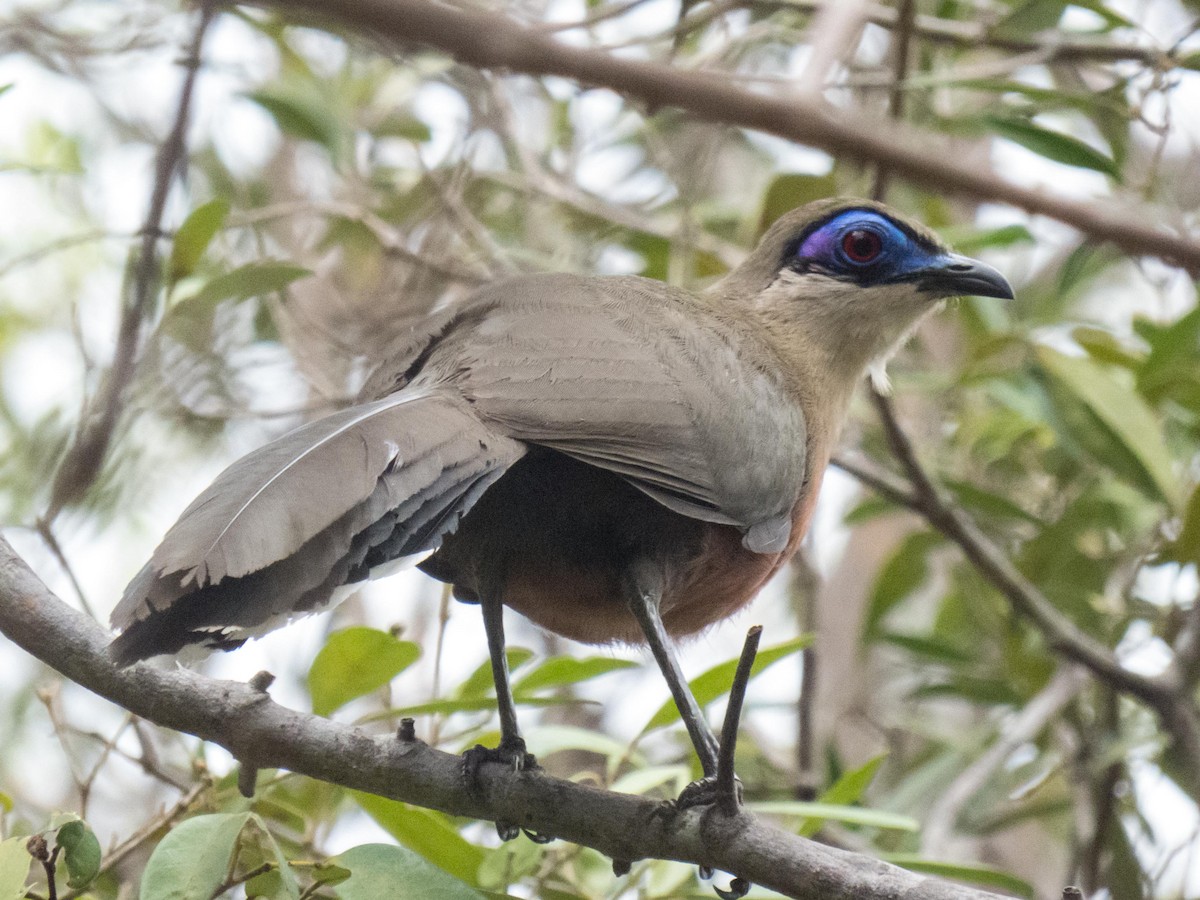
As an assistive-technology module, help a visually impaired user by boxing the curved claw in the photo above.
[523,828,555,844]
[714,877,751,900]
[495,821,520,842]
[461,740,539,782]
[677,774,743,811]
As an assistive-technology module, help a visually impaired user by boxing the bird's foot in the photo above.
[461,737,538,779]
[461,738,546,843]
[672,776,749,900]
[675,773,744,811]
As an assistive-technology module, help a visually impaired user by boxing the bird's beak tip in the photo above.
[920,253,1014,301]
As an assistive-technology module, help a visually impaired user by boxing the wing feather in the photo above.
[413,273,808,533]
[110,389,524,660]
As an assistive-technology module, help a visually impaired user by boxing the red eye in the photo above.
[842,229,883,263]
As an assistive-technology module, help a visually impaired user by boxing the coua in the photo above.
[110,198,1012,785]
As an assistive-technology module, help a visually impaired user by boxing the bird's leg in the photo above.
[462,588,547,843]
[465,590,537,773]
[626,562,751,900]
[623,559,720,781]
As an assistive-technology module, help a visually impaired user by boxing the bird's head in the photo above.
[714,198,1013,386]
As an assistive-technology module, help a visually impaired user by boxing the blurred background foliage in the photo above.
[1,0,1200,897]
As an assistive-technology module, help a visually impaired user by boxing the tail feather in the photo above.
[110,388,524,664]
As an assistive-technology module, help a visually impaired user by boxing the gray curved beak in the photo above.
[917,253,1014,300]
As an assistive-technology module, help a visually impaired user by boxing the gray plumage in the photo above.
[111,272,807,662]
[110,198,1011,664]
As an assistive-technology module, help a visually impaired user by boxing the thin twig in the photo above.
[921,666,1088,857]
[830,453,919,511]
[869,0,914,201]
[1171,586,1200,689]
[717,625,762,817]
[0,230,132,281]
[58,780,208,900]
[33,519,95,620]
[78,715,135,817]
[45,2,215,520]
[790,554,820,799]
[546,0,1173,69]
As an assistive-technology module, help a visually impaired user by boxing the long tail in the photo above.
[109,388,524,664]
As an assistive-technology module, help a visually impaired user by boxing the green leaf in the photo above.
[1136,306,1200,407]
[1037,345,1180,508]
[245,870,294,900]
[168,199,230,287]
[312,862,353,885]
[863,531,943,639]
[610,764,691,796]
[1164,483,1200,568]
[184,261,311,311]
[990,0,1066,37]
[333,844,485,900]
[943,223,1035,254]
[251,816,300,900]
[1069,0,1134,28]
[818,755,884,805]
[914,676,1024,706]
[795,754,887,837]
[309,627,421,716]
[985,115,1120,179]
[523,725,630,760]
[879,632,974,665]
[1072,325,1144,370]
[246,88,343,158]
[944,479,1041,525]
[749,801,918,832]
[139,812,251,900]
[352,793,486,886]
[362,695,579,722]
[512,655,638,694]
[372,112,432,142]
[883,855,1034,898]
[0,837,30,900]
[55,820,101,889]
[625,231,670,281]
[758,172,837,235]
[641,635,810,733]
[476,840,542,892]
[843,495,900,525]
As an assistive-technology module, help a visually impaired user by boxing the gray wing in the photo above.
[110,389,524,662]
[405,273,809,552]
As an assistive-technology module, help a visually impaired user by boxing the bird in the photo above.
[109,197,1012,797]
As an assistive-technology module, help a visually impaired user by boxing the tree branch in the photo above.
[0,536,1011,900]
[239,0,1200,274]
[574,0,1178,69]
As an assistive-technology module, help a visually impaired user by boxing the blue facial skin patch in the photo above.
[793,210,945,286]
